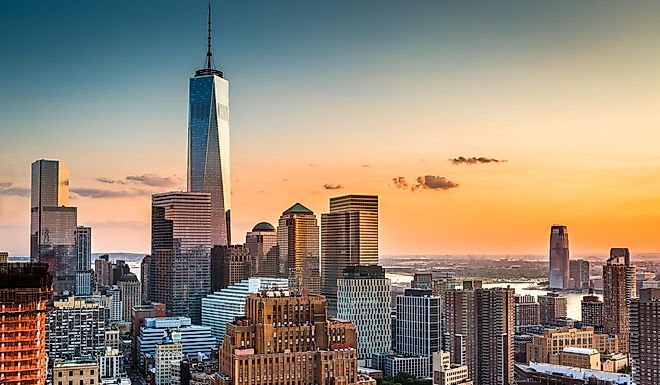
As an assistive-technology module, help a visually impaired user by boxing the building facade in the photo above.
[526,326,619,364]
[514,294,541,330]
[277,203,321,294]
[95,254,110,290]
[603,248,636,353]
[569,259,590,290]
[30,159,78,294]
[474,288,514,385]
[119,272,141,322]
[210,244,251,292]
[337,265,391,360]
[245,222,279,277]
[75,226,92,296]
[549,225,570,290]
[53,358,99,385]
[140,254,151,303]
[581,291,604,331]
[46,295,106,359]
[136,317,215,363]
[0,263,52,385]
[150,192,211,323]
[538,292,567,326]
[320,194,378,313]
[630,288,660,385]
[155,330,184,385]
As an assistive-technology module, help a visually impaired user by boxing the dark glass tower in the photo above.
[548,225,569,289]
[187,5,231,246]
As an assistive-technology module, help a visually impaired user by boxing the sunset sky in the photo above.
[2,1,660,256]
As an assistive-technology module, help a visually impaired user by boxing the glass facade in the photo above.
[188,73,231,246]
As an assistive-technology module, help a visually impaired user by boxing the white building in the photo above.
[100,346,122,380]
[432,351,472,385]
[202,277,288,343]
[136,317,214,362]
[372,353,429,378]
[337,265,391,361]
[155,330,183,385]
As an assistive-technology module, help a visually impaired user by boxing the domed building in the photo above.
[245,222,280,278]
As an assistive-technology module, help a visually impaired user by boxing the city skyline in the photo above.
[3,1,660,256]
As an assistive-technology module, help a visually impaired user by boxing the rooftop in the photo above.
[563,347,598,355]
[282,202,313,215]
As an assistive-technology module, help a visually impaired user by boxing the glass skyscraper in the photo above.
[30,159,77,294]
[187,15,231,246]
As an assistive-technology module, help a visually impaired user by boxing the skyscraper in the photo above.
[538,292,567,326]
[603,248,636,353]
[581,291,604,331]
[245,222,279,277]
[150,192,211,323]
[30,159,78,293]
[210,244,251,292]
[75,226,92,296]
[277,203,321,294]
[474,288,514,385]
[514,294,540,330]
[444,288,476,379]
[548,225,569,290]
[569,259,590,290]
[119,272,141,322]
[630,288,660,385]
[95,254,110,290]
[187,5,231,246]
[337,265,391,360]
[0,263,52,385]
[140,254,151,303]
[321,194,379,313]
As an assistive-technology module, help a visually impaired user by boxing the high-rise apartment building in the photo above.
[337,265,391,360]
[549,225,570,290]
[0,263,52,385]
[474,287,514,385]
[277,203,321,294]
[603,248,636,353]
[396,288,442,376]
[210,244,251,292]
[443,288,476,378]
[187,7,231,246]
[514,294,541,329]
[581,291,604,331]
[630,288,660,385]
[119,272,141,322]
[538,292,567,326]
[140,254,151,303]
[46,295,106,359]
[217,291,375,385]
[150,192,211,323]
[30,159,78,293]
[245,222,279,277]
[202,277,288,343]
[155,329,184,385]
[321,194,378,313]
[75,226,92,296]
[569,259,590,290]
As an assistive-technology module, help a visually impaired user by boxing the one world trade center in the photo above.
[187,4,231,245]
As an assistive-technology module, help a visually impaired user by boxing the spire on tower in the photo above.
[195,2,223,77]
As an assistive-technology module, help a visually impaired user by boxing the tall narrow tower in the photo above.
[187,4,231,246]
[548,225,569,290]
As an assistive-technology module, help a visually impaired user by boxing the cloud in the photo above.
[450,156,506,165]
[392,177,409,189]
[71,188,151,199]
[413,175,459,191]
[96,177,126,184]
[126,174,181,187]
[0,182,30,197]
[361,164,372,168]
[323,183,344,190]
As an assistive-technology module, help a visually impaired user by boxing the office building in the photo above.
[630,288,660,385]
[136,317,215,363]
[372,353,429,378]
[527,327,619,364]
[46,295,106,359]
[30,159,78,293]
[210,244,250,292]
[277,203,321,294]
[337,265,391,360]
[119,272,141,322]
[95,254,110,290]
[74,226,92,296]
[603,248,636,353]
[432,351,473,385]
[131,303,166,369]
[187,7,231,246]
[217,291,375,385]
[150,191,211,323]
[581,291,604,330]
[201,277,288,343]
[155,329,184,385]
[549,225,570,290]
[321,194,378,313]
[109,259,130,286]
[548,347,600,370]
[396,288,442,376]
[53,358,99,385]
[538,292,567,326]
[100,346,123,381]
[514,294,540,330]
[570,259,590,290]
[0,263,52,385]
[140,254,151,303]
[245,222,279,277]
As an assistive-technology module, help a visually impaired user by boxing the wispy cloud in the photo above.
[450,156,506,165]
[323,183,344,190]
[412,175,459,190]
[0,182,30,197]
[392,177,409,189]
[96,173,181,188]
[361,164,372,168]
[71,188,151,199]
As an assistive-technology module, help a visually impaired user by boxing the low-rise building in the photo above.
[372,353,430,379]
[515,362,632,385]
[526,327,619,364]
[53,358,99,385]
[432,351,472,385]
[548,347,600,370]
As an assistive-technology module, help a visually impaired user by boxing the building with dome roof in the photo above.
[245,222,279,277]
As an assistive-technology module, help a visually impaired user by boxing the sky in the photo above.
[2,1,660,257]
